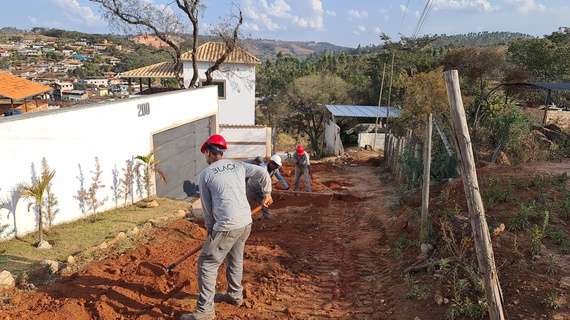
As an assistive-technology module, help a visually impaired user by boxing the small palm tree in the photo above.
[22,168,55,246]
[134,149,167,201]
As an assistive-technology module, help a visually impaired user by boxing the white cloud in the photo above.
[433,0,498,13]
[380,9,390,20]
[373,27,382,34]
[52,0,104,26]
[326,10,336,17]
[399,4,409,14]
[28,16,38,24]
[348,9,369,20]
[242,0,324,32]
[358,25,366,32]
[503,0,545,13]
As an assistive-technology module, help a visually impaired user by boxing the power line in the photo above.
[412,0,436,38]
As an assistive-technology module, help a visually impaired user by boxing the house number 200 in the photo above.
[138,102,150,117]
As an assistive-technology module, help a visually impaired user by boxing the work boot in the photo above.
[214,293,243,307]
[263,213,270,220]
[180,311,215,320]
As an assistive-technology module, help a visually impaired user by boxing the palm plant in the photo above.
[134,149,167,201]
[21,167,56,246]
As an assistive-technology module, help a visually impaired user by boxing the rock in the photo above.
[175,210,187,218]
[433,293,444,305]
[496,151,511,165]
[0,270,15,291]
[127,226,139,236]
[36,240,52,250]
[421,243,434,254]
[41,259,60,274]
[67,255,76,264]
[116,232,127,241]
[146,200,159,208]
[98,242,108,250]
[560,277,570,289]
[490,222,505,236]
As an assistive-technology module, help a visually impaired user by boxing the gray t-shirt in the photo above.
[199,159,271,232]
[293,152,310,167]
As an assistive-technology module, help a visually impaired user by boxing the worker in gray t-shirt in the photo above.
[181,134,272,320]
[292,145,313,192]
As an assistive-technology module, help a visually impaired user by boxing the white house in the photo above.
[180,42,260,125]
[118,42,270,158]
[120,42,261,126]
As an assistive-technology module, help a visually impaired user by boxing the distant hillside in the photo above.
[433,31,536,47]
[240,39,352,61]
[334,31,538,56]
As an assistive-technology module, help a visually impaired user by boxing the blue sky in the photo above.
[3,0,570,48]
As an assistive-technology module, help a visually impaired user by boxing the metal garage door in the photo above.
[152,116,213,199]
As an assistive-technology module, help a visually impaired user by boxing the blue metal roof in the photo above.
[505,82,570,91]
[326,105,401,118]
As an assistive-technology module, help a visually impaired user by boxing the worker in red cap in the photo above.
[292,145,313,193]
[182,134,272,320]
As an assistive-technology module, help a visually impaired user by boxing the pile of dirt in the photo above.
[1,151,569,319]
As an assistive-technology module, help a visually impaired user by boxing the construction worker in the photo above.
[244,156,264,165]
[292,145,314,192]
[246,154,289,220]
[253,156,264,165]
[181,134,272,320]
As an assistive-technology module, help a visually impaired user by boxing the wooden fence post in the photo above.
[444,70,505,320]
[421,114,432,228]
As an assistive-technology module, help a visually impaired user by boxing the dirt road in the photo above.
[1,155,428,319]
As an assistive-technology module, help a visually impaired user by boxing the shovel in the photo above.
[165,205,263,273]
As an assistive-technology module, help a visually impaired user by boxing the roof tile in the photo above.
[0,72,52,100]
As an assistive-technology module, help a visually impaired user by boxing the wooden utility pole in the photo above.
[421,114,432,228]
[373,63,386,150]
[444,70,505,320]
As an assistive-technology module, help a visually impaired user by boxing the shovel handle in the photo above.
[165,205,264,273]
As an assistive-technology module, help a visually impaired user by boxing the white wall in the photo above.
[183,62,256,126]
[0,87,219,240]
[219,125,271,159]
[324,119,343,156]
[358,132,387,150]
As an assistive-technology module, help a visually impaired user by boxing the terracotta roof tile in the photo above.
[181,42,261,64]
[0,72,52,100]
[119,61,182,78]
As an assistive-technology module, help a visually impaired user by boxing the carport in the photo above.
[324,105,400,155]
[504,82,570,125]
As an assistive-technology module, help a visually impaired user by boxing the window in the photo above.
[200,79,226,100]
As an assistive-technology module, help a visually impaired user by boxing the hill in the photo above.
[240,38,352,61]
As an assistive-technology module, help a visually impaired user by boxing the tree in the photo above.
[394,67,449,137]
[256,52,307,128]
[41,158,59,230]
[21,163,56,246]
[280,74,351,154]
[77,157,108,220]
[443,46,507,127]
[91,0,243,88]
[134,149,167,202]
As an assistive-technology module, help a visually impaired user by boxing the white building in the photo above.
[120,42,261,126]
[0,87,219,240]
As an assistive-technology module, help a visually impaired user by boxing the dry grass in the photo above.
[0,198,191,277]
